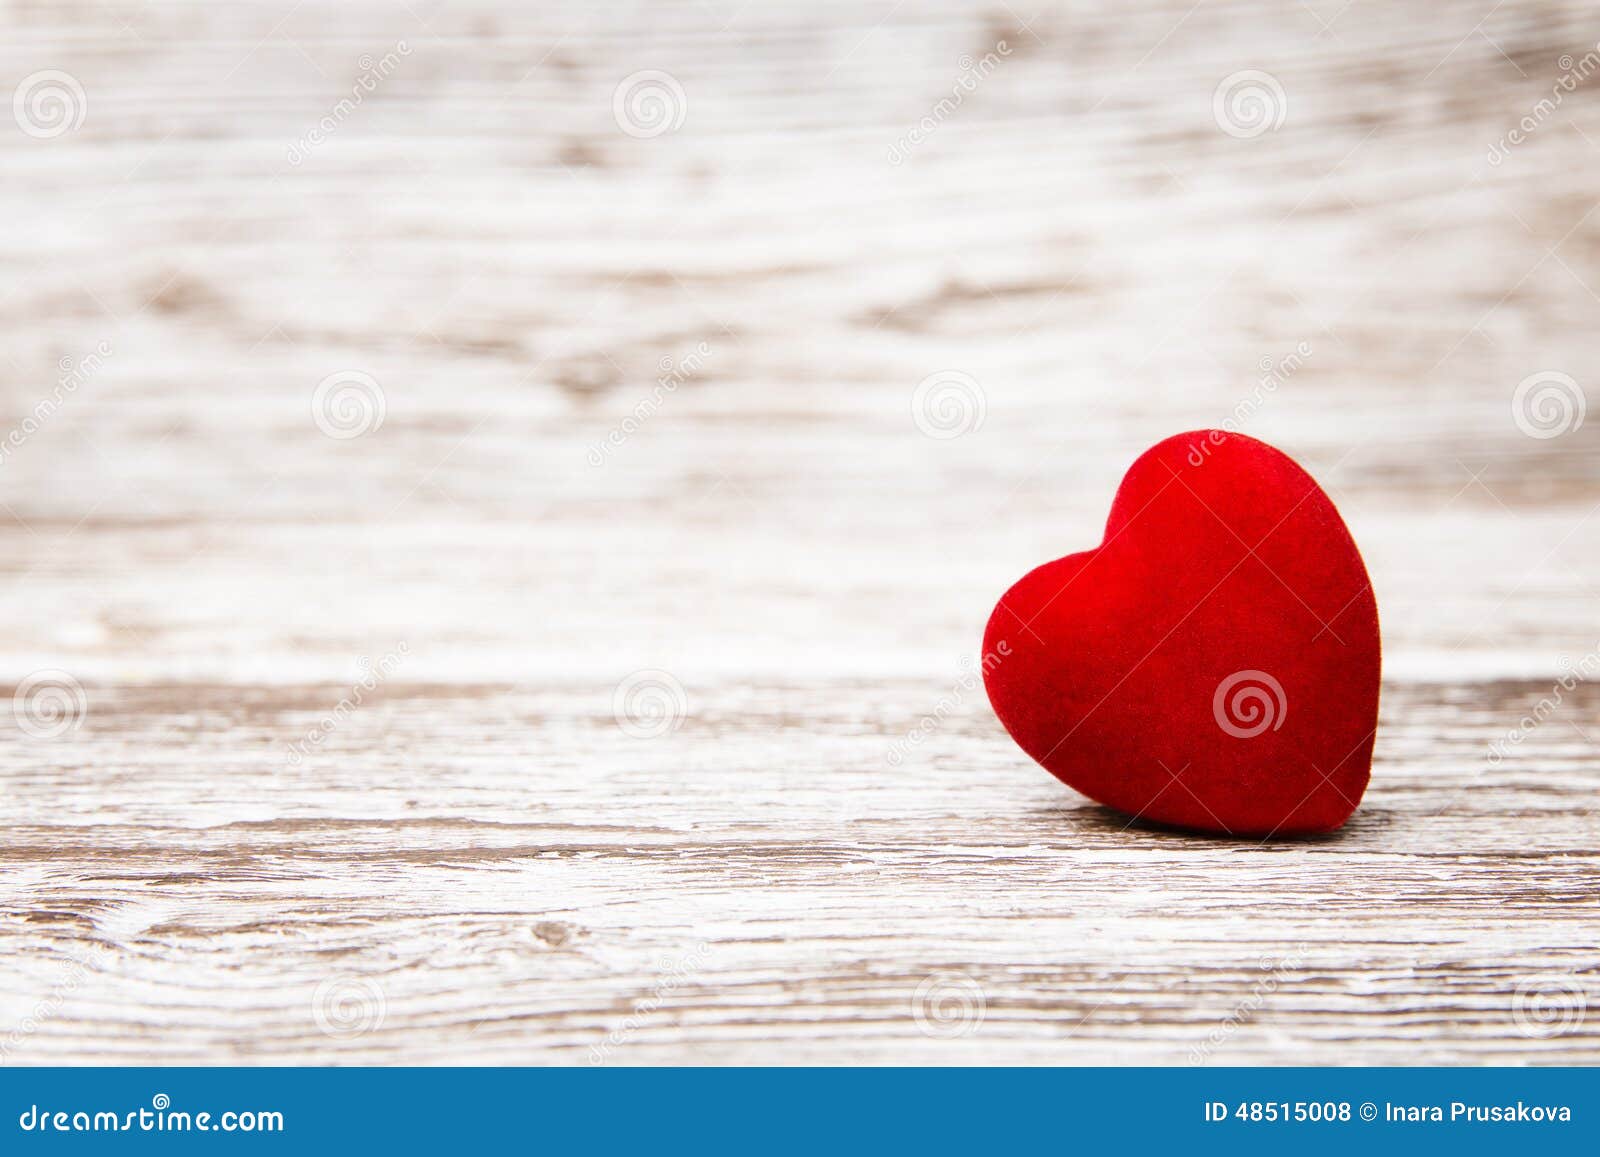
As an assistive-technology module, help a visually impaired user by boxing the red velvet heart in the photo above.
[983,430,1379,836]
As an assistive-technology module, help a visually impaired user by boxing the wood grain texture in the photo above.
[1,0,1600,1064]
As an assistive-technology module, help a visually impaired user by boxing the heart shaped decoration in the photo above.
[982,430,1379,836]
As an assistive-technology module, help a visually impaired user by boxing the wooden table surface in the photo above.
[2,0,1599,1064]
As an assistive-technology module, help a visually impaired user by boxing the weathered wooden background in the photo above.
[1,0,1598,1063]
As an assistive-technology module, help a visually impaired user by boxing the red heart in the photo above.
[982,430,1379,836]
